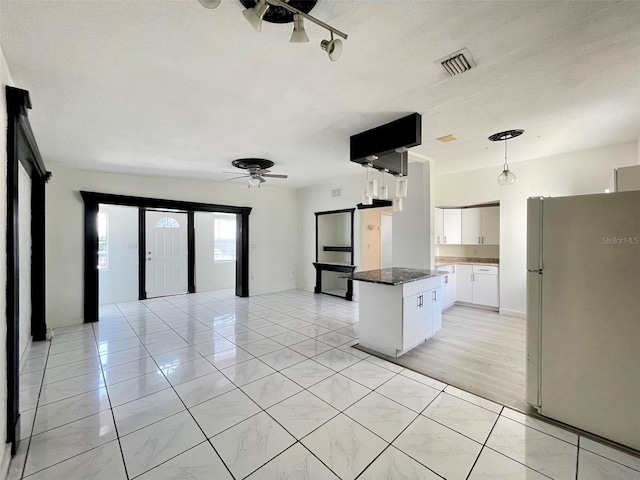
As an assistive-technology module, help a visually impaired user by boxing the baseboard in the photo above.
[0,443,12,480]
[499,308,526,318]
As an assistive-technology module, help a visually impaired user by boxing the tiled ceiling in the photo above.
[2,0,639,186]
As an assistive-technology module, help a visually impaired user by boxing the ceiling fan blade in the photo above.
[225,175,249,181]
[223,171,246,175]
[259,169,271,174]
[261,174,288,179]
[258,175,266,183]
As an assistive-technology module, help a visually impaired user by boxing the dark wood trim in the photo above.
[314,208,354,216]
[138,208,146,300]
[80,191,251,215]
[31,176,47,341]
[5,86,50,454]
[236,211,250,297]
[356,199,393,210]
[82,198,99,323]
[187,211,196,294]
[81,192,252,319]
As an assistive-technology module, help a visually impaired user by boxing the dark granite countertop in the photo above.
[350,268,445,286]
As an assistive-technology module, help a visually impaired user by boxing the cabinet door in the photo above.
[461,208,482,244]
[435,208,444,244]
[431,287,442,335]
[442,209,461,244]
[481,206,500,245]
[472,273,499,307]
[403,293,422,350]
[457,265,473,303]
[445,266,457,307]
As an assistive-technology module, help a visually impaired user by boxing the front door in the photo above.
[145,211,188,298]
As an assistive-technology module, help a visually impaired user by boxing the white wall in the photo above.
[45,164,298,327]
[435,142,637,317]
[18,164,32,359]
[98,204,139,305]
[392,161,432,270]
[0,45,14,478]
[194,212,235,292]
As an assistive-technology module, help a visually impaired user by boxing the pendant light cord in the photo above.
[503,138,509,171]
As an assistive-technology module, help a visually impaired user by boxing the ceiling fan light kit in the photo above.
[226,158,289,187]
[200,0,348,61]
[489,129,524,186]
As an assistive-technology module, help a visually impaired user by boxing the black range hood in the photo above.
[350,113,422,176]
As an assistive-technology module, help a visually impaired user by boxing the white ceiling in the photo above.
[2,0,639,187]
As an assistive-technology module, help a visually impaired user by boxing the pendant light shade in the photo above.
[290,14,309,43]
[393,197,403,212]
[489,129,523,187]
[248,176,261,186]
[242,0,270,32]
[379,184,389,200]
[320,35,343,61]
[497,168,516,185]
[198,0,221,8]
[362,191,373,205]
[366,179,378,198]
[396,176,408,198]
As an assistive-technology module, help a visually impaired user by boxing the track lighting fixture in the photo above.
[290,14,309,43]
[242,0,270,32]
[201,0,348,61]
[320,33,343,61]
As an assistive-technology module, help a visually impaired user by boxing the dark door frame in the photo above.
[5,86,50,454]
[80,191,251,323]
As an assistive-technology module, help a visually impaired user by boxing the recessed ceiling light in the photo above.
[436,134,457,143]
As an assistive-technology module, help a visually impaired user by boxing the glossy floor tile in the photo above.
[9,289,638,480]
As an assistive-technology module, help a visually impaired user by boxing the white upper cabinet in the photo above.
[461,206,500,245]
[461,208,482,245]
[435,208,444,245]
[442,209,462,244]
[481,206,500,244]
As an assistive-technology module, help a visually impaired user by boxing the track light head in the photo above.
[242,0,270,32]
[320,36,343,61]
[290,14,309,43]
[198,0,221,8]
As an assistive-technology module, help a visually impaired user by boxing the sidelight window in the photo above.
[214,213,236,262]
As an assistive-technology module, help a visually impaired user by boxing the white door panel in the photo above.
[146,211,188,298]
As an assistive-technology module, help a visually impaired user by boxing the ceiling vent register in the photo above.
[440,49,475,76]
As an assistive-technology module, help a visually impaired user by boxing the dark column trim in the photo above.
[138,208,146,301]
[187,211,196,294]
[81,192,252,319]
[82,195,99,323]
[236,211,250,297]
[5,86,50,454]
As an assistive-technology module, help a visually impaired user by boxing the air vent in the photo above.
[438,48,475,77]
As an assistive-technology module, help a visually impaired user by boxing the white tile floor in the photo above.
[9,289,640,480]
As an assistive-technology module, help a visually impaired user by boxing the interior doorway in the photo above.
[361,207,393,270]
[145,211,189,298]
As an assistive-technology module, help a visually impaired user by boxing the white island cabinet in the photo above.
[353,268,445,358]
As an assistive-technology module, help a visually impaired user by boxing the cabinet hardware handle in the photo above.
[482,236,485,244]
[445,276,448,284]
[437,236,440,243]
[478,236,481,244]
[472,274,475,282]
[444,236,447,244]
[452,266,455,273]
[432,290,436,301]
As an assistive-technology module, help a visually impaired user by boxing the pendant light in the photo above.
[365,163,378,198]
[489,129,524,186]
[395,149,408,198]
[379,169,389,200]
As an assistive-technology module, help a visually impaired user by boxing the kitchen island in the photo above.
[351,268,446,358]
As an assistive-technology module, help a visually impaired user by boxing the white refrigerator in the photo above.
[526,191,640,451]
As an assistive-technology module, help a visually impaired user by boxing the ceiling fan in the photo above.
[224,158,289,186]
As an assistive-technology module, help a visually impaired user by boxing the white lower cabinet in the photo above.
[437,265,458,308]
[358,276,444,358]
[455,264,499,308]
[403,286,441,351]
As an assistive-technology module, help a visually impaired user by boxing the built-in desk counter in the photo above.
[350,268,446,357]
